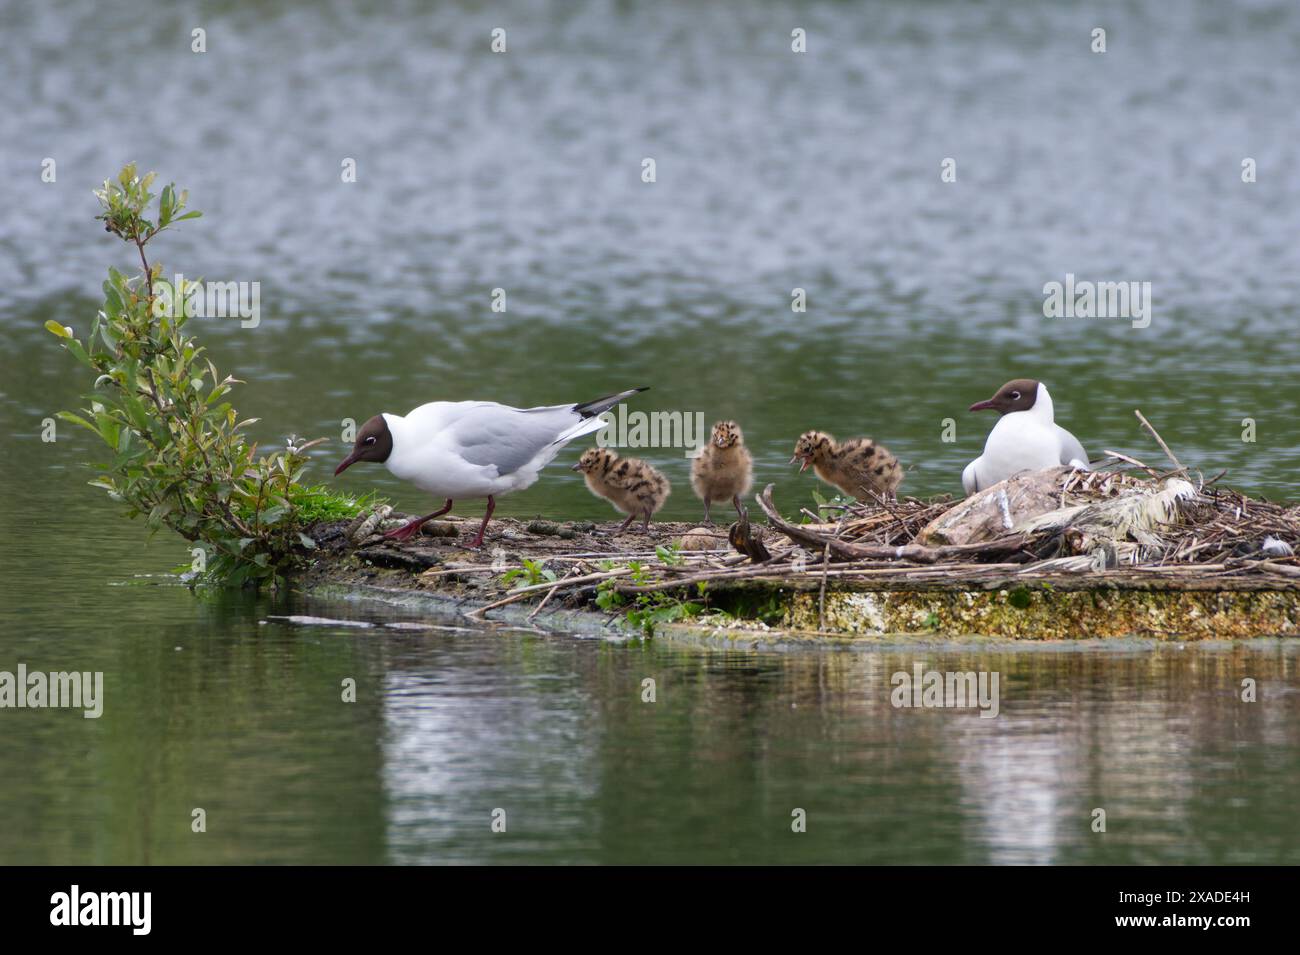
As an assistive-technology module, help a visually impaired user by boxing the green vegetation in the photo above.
[806,488,856,523]
[654,543,684,566]
[594,560,703,637]
[501,557,558,590]
[46,164,364,587]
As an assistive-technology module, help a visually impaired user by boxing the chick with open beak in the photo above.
[791,430,903,501]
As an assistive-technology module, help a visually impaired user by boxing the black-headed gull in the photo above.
[962,379,1090,495]
[335,388,647,547]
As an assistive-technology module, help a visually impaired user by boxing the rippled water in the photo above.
[2,0,1299,864]
[3,584,1298,865]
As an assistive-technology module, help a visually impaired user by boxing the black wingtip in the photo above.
[574,387,650,419]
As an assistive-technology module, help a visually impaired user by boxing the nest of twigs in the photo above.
[329,413,1300,627]
[748,412,1300,589]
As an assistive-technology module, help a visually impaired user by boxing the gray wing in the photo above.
[1055,425,1090,468]
[445,403,589,476]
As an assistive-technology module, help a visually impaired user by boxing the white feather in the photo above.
[383,397,620,500]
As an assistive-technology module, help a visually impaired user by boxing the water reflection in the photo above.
[364,630,1300,864]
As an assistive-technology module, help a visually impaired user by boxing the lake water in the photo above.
[2,0,1299,864]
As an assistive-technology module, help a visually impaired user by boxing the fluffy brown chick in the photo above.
[572,447,671,534]
[690,420,754,523]
[790,430,903,501]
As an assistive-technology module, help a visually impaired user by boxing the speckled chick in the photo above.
[790,430,903,501]
[690,420,754,523]
[572,447,671,534]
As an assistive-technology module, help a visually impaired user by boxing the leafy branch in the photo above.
[46,163,346,587]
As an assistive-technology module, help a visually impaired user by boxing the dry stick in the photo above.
[1101,449,1160,477]
[1135,409,1184,471]
[1255,562,1300,578]
[863,488,905,525]
[615,563,788,595]
[817,541,831,632]
[1200,470,1228,489]
[756,485,1029,564]
[546,551,672,561]
[527,566,580,622]
[468,567,634,618]
[420,565,500,577]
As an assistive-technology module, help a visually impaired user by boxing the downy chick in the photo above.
[790,431,903,501]
[690,420,754,523]
[572,447,671,534]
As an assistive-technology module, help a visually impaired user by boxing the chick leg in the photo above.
[614,513,636,536]
[702,498,712,525]
[641,509,652,533]
[385,498,453,542]
[731,494,745,520]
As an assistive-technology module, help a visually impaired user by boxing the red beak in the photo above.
[968,399,996,412]
[334,453,359,476]
[790,454,810,473]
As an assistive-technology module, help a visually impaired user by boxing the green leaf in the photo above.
[147,500,174,529]
[55,410,98,434]
[159,184,174,226]
[62,336,94,369]
[44,320,72,339]
[260,505,287,525]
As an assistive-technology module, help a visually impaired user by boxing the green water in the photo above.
[2,0,1300,864]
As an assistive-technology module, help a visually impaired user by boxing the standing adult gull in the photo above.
[336,388,647,547]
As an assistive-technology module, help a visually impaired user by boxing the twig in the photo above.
[1135,409,1184,471]
[756,485,1030,564]
[1100,449,1160,477]
[527,567,580,621]
[468,567,634,618]
[817,541,830,632]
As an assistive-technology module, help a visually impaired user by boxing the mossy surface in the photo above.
[781,586,1300,640]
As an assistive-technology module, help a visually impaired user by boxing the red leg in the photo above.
[385,499,453,542]
[466,495,495,549]
[614,512,636,536]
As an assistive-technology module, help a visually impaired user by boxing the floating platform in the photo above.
[299,476,1300,641]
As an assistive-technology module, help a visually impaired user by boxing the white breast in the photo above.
[973,413,1064,489]
[963,382,1090,494]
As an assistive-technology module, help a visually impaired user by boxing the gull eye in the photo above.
[365,436,376,445]
[1010,391,1020,400]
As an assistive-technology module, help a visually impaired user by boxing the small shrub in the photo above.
[46,164,358,587]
